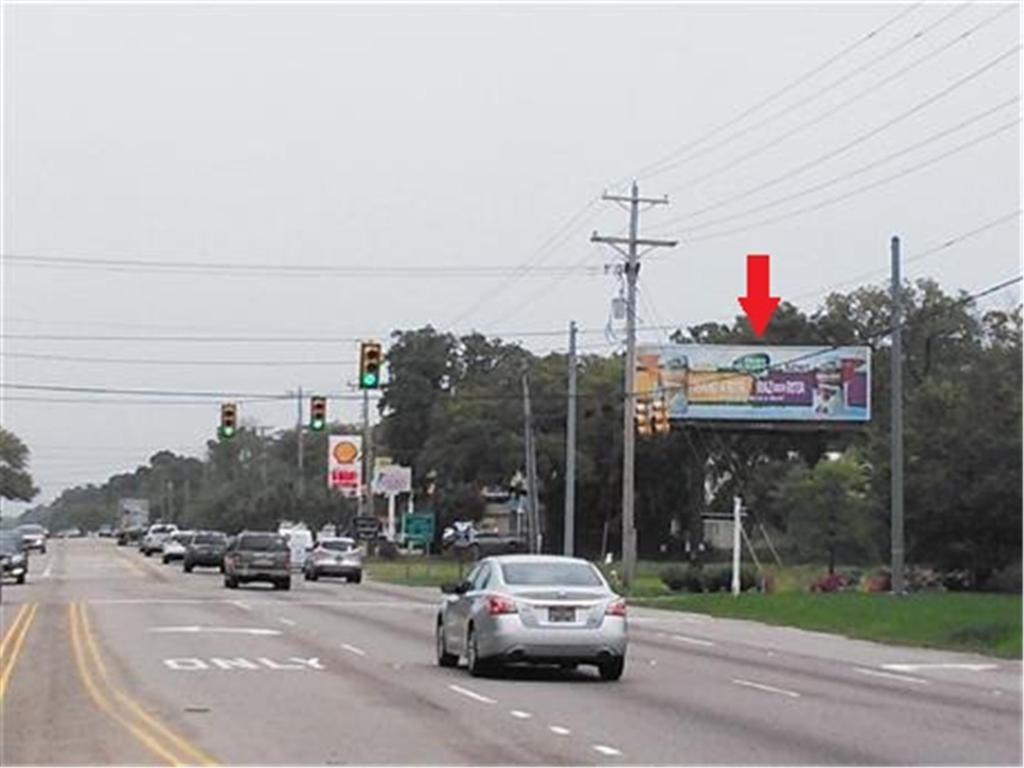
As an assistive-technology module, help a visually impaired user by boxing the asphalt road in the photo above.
[1,538,1020,766]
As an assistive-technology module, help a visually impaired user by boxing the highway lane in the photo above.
[1,537,1021,766]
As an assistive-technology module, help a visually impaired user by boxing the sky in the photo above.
[1,2,1021,517]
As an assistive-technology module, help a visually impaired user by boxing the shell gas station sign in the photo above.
[328,435,362,495]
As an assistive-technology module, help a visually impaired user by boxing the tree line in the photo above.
[10,278,1022,586]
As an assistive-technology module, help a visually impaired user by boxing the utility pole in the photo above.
[592,182,677,587]
[731,496,743,596]
[890,235,905,595]
[564,320,578,557]
[359,390,370,518]
[296,385,305,509]
[522,373,541,554]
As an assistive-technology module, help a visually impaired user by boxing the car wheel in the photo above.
[351,571,363,584]
[16,573,26,585]
[308,570,319,582]
[184,563,193,573]
[303,570,311,581]
[466,626,491,677]
[219,563,225,574]
[41,548,46,555]
[224,576,237,589]
[436,621,459,668]
[162,555,170,564]
[277,578,291,591]
[598,656,625,682]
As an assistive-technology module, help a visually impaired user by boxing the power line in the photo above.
[651,44,1021,234]
[667,6,1017,193]
[667,97,1021,235]
[622,3,924,184]
[0,351,358,367]
[649,3,962,185]
[681,117,1019,244]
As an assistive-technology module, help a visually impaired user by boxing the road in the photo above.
[1,538,1020,766]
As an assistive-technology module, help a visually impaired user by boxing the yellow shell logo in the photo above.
[333,440,359,464]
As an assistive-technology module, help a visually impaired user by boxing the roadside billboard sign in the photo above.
[374,465,412,496]
[635,344,871,423]
[328,435,362,495]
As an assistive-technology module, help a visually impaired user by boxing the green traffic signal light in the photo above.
[361,372,378,388]
[220,426,236,438]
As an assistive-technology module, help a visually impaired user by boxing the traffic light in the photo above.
[310,396,327,432]
[220,402,238,439]
[634,399,653,437]
[652,398,671,435]
[359,341,382,389]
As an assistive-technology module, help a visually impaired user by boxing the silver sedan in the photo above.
[436,555,627,681]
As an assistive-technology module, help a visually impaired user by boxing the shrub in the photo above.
[986,562,1022,594]
[377,541,400,560]
[660,564,704,593]
[704,564,757,592]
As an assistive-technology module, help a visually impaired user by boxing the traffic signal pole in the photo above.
[296,385,305,506]
[891,236,905,595]
[591,182,676,588]
[564,321,578,557]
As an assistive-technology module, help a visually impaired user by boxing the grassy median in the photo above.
[633,592,1023,658]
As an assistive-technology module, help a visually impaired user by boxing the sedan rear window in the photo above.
[194,533,226,545]
[500,562,604,586]
[239,534,288,552]
[321,541,355,552]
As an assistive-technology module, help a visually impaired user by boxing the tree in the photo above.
[0,428,38,502]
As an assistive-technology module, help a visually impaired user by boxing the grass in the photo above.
[633,592,1023,658]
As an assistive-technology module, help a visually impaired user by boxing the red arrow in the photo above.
[738,254,780,338]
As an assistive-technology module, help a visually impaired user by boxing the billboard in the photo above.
[635,344,871,423]
[328,435,362,496]
[117,498,150,528]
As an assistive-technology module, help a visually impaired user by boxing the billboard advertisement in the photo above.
[635,344,871,423]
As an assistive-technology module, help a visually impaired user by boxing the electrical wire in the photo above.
[0,351,358,367]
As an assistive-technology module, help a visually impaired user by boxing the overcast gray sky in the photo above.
[2,2,1020,517]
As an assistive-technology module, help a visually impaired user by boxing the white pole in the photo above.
[387,493,396,541]
[732,496,743,596]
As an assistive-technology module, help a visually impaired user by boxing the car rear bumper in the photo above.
[477,616,627,662]
[163,552,185,560]
[187,555,224,567]
[310,564,361,577]
[231,567,290,581]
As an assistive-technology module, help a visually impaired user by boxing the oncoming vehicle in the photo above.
[436,555,627,681]
[161,531,194,564]
[223,532,291,590]
[15,524,47,554]
[303,537,362,583]
[0,534,28,585]
[183,531,228,573]
[140,523,178,557]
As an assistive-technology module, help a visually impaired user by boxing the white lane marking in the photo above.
[279,618,297,626]
[448,684,496,704]
[341,643,366,656]
[856,668,929,685]
[231,600,253,612]
[165,656,323,671]
[731,679,801,698]
[549,726,571,736]
[509,710,532,719]
[882,663,998,672]
[593,744,622,756]
[91,599,218,605]
[149,626,281,636]
[41,563,53,579]
[671,634,715,647]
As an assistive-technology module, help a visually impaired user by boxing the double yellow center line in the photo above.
[0,602,38,700]
[69,602,218,766]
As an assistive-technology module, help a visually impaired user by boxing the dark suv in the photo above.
[223,532,291,590]
[184,531,228,573]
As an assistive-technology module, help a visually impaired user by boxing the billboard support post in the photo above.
[732,496,743,596]
[891,236,905,595]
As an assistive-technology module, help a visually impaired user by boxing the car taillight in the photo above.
[487,595,518,615]
[605,599,627,617]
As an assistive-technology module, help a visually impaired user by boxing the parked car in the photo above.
[223,532,291,590]
[140,523,179,556]
[303,537,363,583]
[97,524,114,538]
[15,524,47,554]
[161,531,195,564]
[183,531,228,573]
[0,534,28,584]
[436,555,627,681]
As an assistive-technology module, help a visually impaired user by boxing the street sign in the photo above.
[353,515,381,541]
[403,512,435,545]
[374,465,412,496]
[328,436,362,496]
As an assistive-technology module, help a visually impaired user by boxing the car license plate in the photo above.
[253,559,273,567]
[549,606,575,622]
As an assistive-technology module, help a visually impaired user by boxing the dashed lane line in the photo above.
[448,684,497,705]
[509,710,532,719]
[549,726,571,736]
[278,618,297,626]
[855,668,929,685]
[340,643,367,656]
[731,678,801,698]
[671,634,715,647]
[593,744,623,756]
